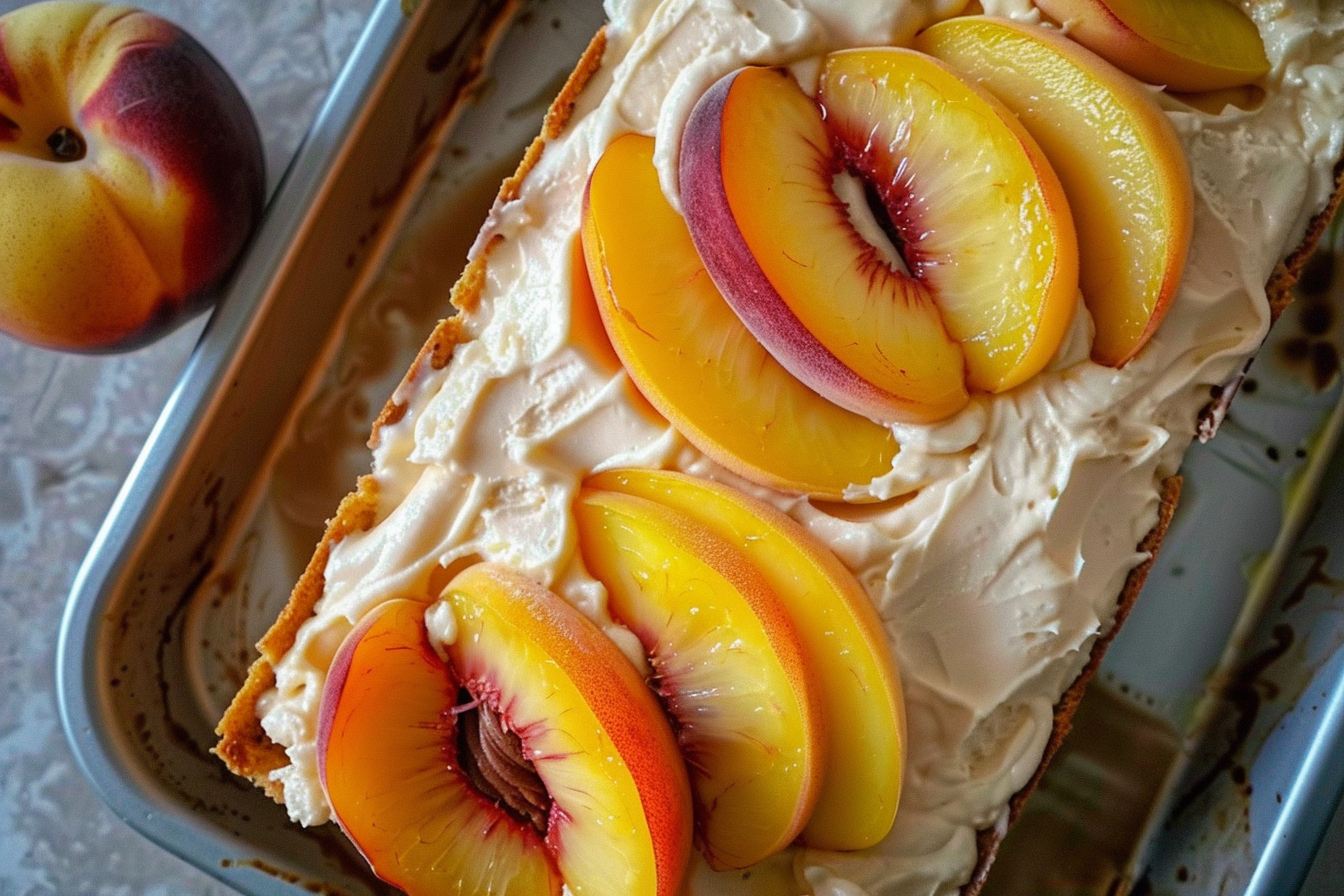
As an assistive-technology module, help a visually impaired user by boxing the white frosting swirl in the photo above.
[257,1,1344,892]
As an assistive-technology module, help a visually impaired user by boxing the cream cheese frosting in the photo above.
[255,1,1344,893]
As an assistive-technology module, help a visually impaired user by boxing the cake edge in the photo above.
[211,18,1344,892]
[963,152,1344,896]
[211,25,609,801]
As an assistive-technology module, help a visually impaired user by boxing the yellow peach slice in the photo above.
[581,133,900,499]
[573,489,824,870]
[1035,0,1269,92]
[319,598,561,895]
[587,468,905,850]
[568,233,664,421]
[680,65,969,423]
[817,50,1079,394]
[568,233,627,377]
[317,566,694,896]
[916,16,1193,367]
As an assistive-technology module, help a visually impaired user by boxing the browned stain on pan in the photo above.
[1281,545,1339,610]
[1167,624,1295,823]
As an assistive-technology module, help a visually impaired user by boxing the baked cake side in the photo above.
[214,27,610,799]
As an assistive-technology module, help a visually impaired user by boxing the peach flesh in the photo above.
[317,599,563,896]
[442,565,693,896]
[567,233,663,422]
[916,16,1193,367]
[680,57,1078,419]
[679,66,967,424]
[581,133,900,499]
[574,489,824,870]
[317,565,694,896]
[1035,0,1270,92]
[816,49,1078,394]
[587,468,906,851]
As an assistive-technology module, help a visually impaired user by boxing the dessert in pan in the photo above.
[216,0,1344,893]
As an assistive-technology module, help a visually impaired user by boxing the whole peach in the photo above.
[0,1,264,352]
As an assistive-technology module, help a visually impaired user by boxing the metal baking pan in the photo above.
[986,228,1344,896]
[56,0,604,893]
[55,0,1344,893]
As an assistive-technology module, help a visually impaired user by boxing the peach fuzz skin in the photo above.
[316,566,694,896]
[1034,0,1269,93]
[587,468,906,851]
[679,56,1077,422]
[916,16,1193,368]
[0,1,263,352]
[581,132,900,500]
[573,487,824,870]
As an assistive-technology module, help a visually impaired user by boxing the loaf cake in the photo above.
[216,1,1344,893]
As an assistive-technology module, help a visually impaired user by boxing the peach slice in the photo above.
[1035,0,1269,92]
[916,16,1193,367]
[679,65,967,424]
[581,132,900,499]
[679,57,1077,416]
[819,51,1079,394]
[573,488,824,870]
[317,566,694,896]
[567,233,664,422]
[318,599,562,895]
[587,468,905,851]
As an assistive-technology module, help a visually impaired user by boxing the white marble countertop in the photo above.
[0,1,1341,894]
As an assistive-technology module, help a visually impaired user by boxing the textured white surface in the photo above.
[0,1,372,893]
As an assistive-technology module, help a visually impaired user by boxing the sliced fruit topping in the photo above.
[581,132,900,499]
[816,49,1079,395]
[568,232,664,422]
[568,232,627,376]
[680,65,968,424]
[317,599,562,896]
[318,565,694,896]
[1035,0,1269,92]
[679,55,1077,421]
[916,16,1193,367]
[573,487,824,870]
[587,468,905,851]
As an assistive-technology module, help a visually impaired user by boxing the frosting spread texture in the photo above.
[255,1,1344,893]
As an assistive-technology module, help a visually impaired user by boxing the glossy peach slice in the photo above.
[567,233,664,421]
[318,599,561,896]
[573,489,824,870]
[680,65,967,424]
[680,57,1076,415]
[917,16,1193,367]
[1035,0,1269,92]
[817,50,1078,394]
[588,468,905,850]
[581,133,900,499]
[317,565,694,896]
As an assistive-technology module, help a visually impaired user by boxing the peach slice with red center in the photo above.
[916,16,1193,367]
[1035,0,1269,93]
[317,565,693,896]
[587,468,906,851]
[581,132,900,499]
[679,54,1077,422]
[572,487,824,870]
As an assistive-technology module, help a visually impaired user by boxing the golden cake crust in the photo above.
[213,27,609,798]
[214,16,1344,893]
